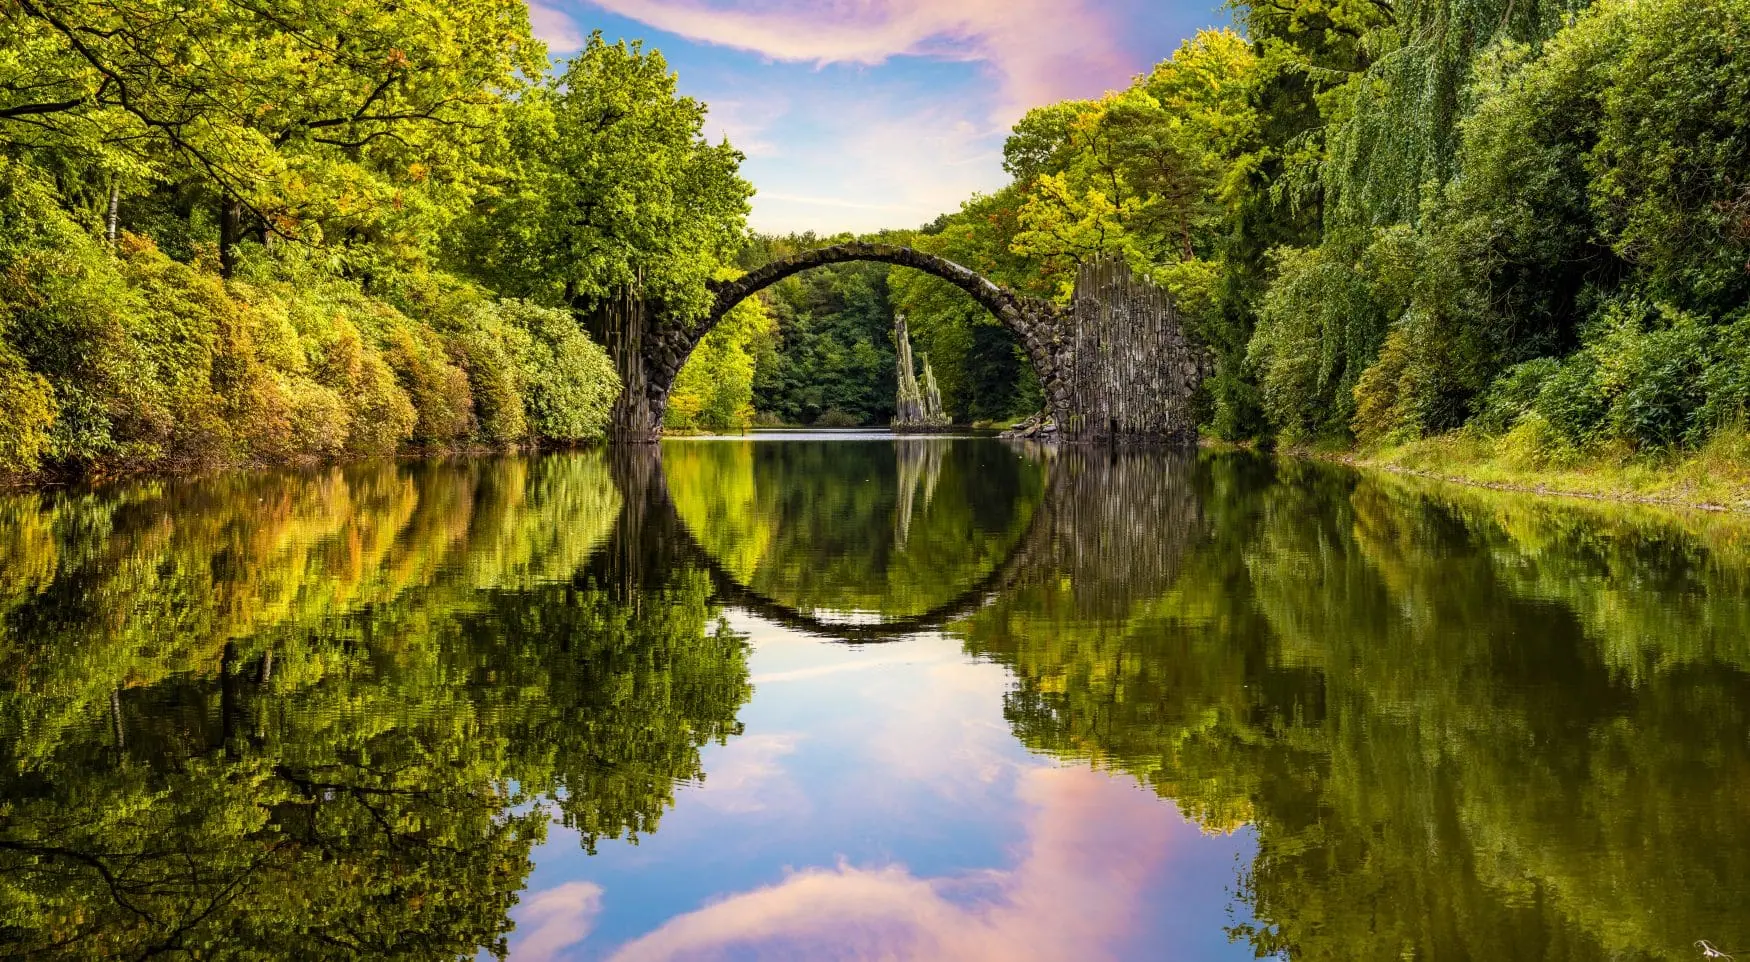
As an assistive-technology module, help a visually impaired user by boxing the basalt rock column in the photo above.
[894,314,949,429]
[920,356,946,424]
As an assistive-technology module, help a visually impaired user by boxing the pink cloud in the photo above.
[600,765,1188,962]
[581,0,1139,119]
[514,882,605,962]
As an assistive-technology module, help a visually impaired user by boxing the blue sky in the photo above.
[526,0,1230,234]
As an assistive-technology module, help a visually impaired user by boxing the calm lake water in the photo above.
[3,434,1747,960]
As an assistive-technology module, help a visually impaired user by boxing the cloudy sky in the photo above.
[525,1,1226,234]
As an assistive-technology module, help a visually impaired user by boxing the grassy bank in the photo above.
[1330,428,1750,513]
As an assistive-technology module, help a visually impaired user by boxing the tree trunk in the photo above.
[219,196,245,278]
[106,181,119,245]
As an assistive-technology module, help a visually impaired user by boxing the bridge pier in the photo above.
[598,288,687,444]
[1053,258,1207,446]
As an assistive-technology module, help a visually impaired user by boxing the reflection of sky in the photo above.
[507,617,1258,961]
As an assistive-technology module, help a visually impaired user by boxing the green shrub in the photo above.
[1696,312,1750,434]
[1533,352,1608,449]
[1527,298,1716,451]
[0,342,54,474]
[814,408,860,428]
[1476,358,1562,435]
[448,322,530,444]
[0,162,153,469]
[381,321,475,447]
[495,300,618,444]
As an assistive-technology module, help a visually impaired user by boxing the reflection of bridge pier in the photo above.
[1005,443,1204,620]
[592,442,1204,641]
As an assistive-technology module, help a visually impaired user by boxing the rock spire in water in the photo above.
[894,314,949,428]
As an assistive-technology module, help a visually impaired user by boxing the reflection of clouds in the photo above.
[861,657,1017,797]
[748,647,948,684]
[686,733,805,814]
[605,766,1179,962]
[513,882,604,962]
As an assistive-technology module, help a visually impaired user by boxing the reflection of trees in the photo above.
[958,454,1750,960]
[664,439,1044,619]
[0,453,751,959]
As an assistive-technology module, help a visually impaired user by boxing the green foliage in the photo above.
[3,0,543,277]
[1250,239,1391,441]
[749,250,897,426]
[1588,0,1750,312]
[0,342,53,473]
[667,294,770,432]
[451,33,752,320]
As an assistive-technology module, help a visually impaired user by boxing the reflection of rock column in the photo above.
[894,439,946,547]
[597,444,697,597]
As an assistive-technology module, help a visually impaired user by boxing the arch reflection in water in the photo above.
[620,437,1201,641]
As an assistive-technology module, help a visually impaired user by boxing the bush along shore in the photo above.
[1,165,621,484]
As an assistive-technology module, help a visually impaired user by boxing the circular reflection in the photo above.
[663,436,1046,622]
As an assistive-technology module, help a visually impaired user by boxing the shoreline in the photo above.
[12,431,1750,518]
[1282,438,1750,515]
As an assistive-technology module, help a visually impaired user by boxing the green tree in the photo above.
[451,33,751,321]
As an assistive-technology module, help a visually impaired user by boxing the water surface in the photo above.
[2,437,1747,960]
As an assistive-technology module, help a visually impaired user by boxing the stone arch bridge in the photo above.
[598,243,1208,446]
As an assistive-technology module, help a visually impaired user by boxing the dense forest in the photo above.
[0,3,748,478]
[895,0,1750,458]
[3,0,1749,470]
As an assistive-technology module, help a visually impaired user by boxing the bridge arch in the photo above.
[605,243,1206,445]
[607,243,1069,442]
